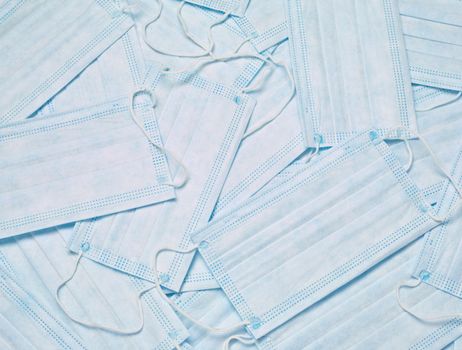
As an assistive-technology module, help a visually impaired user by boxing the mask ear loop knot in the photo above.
[223,334,256,350]
[130,87,189,188]
[396,277,462,323]
[55,252,154,334]
[151,245,251,336]
[415,91,462,112]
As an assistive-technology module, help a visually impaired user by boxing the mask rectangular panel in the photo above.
[400,0,462,91]
[0,98,174,238]
[68,67,255,293]
[191,130,441,339]
[0,0,133,124]
[286,0,416,148]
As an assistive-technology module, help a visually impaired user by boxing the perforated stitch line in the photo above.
[0,0,25,24]
[382,0,410,128]
[0,15,129,124]
[0,277,86,350]
[410,65,462,80]
[200,242,254,321]
[410,319,462,350]
[129,277,177,338]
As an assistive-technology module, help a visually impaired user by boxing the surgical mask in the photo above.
[68,65,255,293]
[257,235,462,350]
[190,130,444,340]
[400,0,462,91]
[286,0,417,148]
[34,27,147,119]
[0,0,133,124]
[0,228,189,349]
[0,97,174,238]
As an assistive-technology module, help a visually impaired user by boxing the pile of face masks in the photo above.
[1,0,462,349]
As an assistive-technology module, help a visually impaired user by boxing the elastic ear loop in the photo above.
[393,127,461,222]
[177,1,233,59]
[55,252,154,334]
[415,91,462,112]
[130,87,189,188]
[223,334,256,350]
[159,47,295,139]
[151,245,251,335]
[142,0,209,58]
[241,53,296,139]
[396,277,462,323]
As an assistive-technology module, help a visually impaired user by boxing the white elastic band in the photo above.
[417,132,462,199]
[396,277,462,323]
[130,87,189,188]
[242,53,296,139]
[142,0,209,58]
[415,91,462,112]
[223,334,256,350]
[55,252,153,334]
[151,245,250,335]
[403,138,413,173]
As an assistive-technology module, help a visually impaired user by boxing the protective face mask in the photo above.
[68,65,255,293]
[0,0,133,124]
[0,96,174,238]
[189,130,445,340]
[400,0,462,92]
[0,228,189,349]
[286,0,417,148]
[33,26,147,119]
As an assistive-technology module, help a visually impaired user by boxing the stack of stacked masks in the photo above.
[1,0,462,349]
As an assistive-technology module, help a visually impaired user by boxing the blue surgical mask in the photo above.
[0,0,133,124]
[191,130,443,340]
[68,65,255,293]
[400,0,462,91]
[34,27,147,119]
[286,0,417,148]
[0,97,174,238]
[0,228,189,349]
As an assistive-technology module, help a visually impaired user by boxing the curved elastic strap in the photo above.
[159,47,295,139]
[223,334,256,350]
[396,277,462,323]
[55,252,154,334]
[415,91,462,112]
[241,52,296,139]
[151,245,251,335]
[130,87,189,188]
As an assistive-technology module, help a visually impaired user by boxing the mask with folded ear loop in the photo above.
[138,0,296,139]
